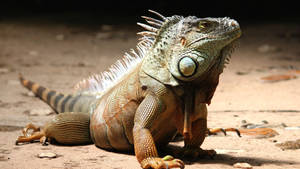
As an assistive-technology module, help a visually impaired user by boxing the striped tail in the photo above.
[19,74,96,114]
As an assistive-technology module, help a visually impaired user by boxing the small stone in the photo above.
[276,139,300,150]
[233,162,253,169]
[100,24,113,31]
[285,126,300,130]
[28,50,38,56]
[22,110,30,115]
[0,155,9,161]
[257,44,280,53]
[26,109,52,116]
[215,149,244,154]
[77,61,88,67]
[38,152,57,158]
[25,91,35,97]
[246,124,263,129]
[0,68,9,74]
[55,34,65,41]
[95,32,112,39]
[236,71,249,75]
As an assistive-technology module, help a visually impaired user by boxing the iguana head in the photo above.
[139,10,242,85]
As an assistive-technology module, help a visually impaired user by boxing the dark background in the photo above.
[0,0,299,25]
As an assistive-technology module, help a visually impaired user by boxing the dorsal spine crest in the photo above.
[74,10,169,94]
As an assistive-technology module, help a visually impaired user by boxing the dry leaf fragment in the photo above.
[261,74,297,82]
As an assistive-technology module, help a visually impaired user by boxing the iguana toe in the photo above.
[141,156,184,169]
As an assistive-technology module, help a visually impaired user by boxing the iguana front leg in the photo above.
[181,119,216,159]
[133,94,184,169]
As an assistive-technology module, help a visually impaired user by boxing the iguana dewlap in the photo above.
[16,10,241,169]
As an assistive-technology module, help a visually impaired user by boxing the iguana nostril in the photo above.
[178,57,197,77]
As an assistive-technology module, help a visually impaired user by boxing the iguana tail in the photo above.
[19,74,96,114]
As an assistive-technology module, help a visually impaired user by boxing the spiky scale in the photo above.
[141,16,164,25]
[137,23,158,32]
[137,31,157,36]
[148,9,167,21]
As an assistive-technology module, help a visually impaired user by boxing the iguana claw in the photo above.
[207,128,241,137]
[15,123,45,145]
[141,156,184,169]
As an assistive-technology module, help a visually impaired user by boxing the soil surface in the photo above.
[0,17,300,169]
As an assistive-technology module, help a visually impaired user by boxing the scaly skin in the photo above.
[16,10,242,169]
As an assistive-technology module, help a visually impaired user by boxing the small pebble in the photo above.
[25,91,35,97]
[236,71,249,75]
[0,68,9,74]
[95,32,112,39]
[257,44,280,53]
[215,149,244,154]
[28,50,38,56]
[281,123,287,127]
[233,162,253,169]
[55,34,65,41]
[285,126,300,130]
[276,139,300,150]
[25,109,52,116]
[38,152,57,158]
[76,61,91,67]
[100,24,113,31]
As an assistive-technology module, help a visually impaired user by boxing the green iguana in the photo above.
[16,10,242,169]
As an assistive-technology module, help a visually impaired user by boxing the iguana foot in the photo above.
[141,156,184,169]
[181,147,216,160]
[207,128,241,137]
[15,123,45,145]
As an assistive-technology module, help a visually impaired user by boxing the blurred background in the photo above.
[1,0,300,23]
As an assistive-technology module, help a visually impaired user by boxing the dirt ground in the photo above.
[0,16,300,169]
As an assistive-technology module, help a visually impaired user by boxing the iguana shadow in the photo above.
[159,144,298,167]
[20,140,297,166]
[185,154,297,166]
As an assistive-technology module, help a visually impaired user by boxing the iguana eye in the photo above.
[198,21,210,29]
[178,57,197,77]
